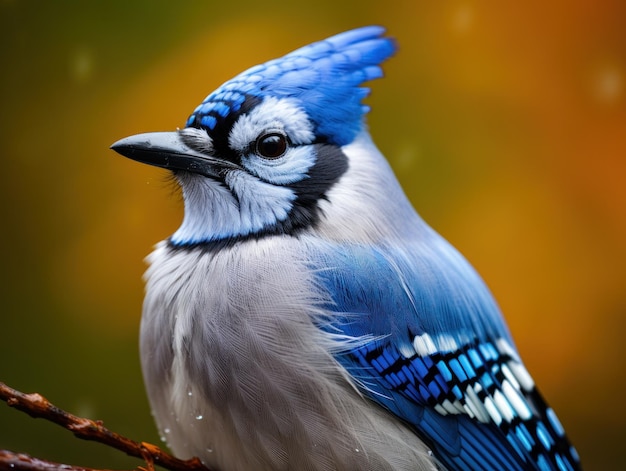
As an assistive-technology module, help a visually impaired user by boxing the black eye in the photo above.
[255,132,288,159]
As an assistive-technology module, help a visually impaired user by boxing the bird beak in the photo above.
[110,131,221,178]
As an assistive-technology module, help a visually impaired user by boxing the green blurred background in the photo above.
[1,1,624,469]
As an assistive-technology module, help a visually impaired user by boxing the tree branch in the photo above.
[0,450,117,471]
[0,382,211,471]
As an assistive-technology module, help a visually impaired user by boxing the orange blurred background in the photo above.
[1,1,624,469]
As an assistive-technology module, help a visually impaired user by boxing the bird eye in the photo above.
[255,132,288,159]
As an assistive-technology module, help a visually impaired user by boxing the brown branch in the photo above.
[0,450,117,471]
[0,382,211,471]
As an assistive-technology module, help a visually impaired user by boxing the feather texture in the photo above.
[142,239,439,470]
[186,26,396,145]
[308,132,580,470]
[111,26,582,471]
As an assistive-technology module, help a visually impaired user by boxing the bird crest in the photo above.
[186,26,397,146]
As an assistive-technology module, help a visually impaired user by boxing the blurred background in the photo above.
[1,0,624,469]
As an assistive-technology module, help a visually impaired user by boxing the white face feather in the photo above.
[230,97,317,185]
[171,97,321,245]
[179,127,214,154]
[241,146,317,185]
[223,170,296,234]
[228,96,315,149]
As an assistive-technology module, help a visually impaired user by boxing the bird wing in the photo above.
[313,238,580,471]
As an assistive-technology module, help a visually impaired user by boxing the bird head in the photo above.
[112,26,397,247]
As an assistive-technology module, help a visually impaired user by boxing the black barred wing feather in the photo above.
[345,335,580,471]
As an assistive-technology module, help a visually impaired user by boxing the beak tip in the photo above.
[110,136,133,155]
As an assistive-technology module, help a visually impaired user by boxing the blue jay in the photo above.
[112,26,581,471]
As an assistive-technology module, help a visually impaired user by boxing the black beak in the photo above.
[111,131,222,178]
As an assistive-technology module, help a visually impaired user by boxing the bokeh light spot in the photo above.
[592,63,623,104]
[70,46,95,83]
[450,3,474,35]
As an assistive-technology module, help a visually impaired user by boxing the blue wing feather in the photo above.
[312,234,580,470]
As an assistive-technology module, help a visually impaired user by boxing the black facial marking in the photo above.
[287,143,349,228]
[187,94,263,166]
[168,144,349,252]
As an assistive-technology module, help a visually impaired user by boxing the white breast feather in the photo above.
[141,238,438,471]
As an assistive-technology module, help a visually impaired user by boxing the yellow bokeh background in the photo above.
[1,1,624,469]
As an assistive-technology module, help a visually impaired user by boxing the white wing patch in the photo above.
[412,333,461,357]
[408,334,536,426]
[412,334,438,356]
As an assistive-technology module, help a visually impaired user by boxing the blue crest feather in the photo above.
[187,26,397,145]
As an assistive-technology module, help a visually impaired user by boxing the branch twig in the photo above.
[0,382,211,471]
[0,450,116,471]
